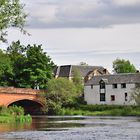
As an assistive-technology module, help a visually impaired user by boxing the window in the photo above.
[112,84,117,89]
[100,93,105,101]
[111,95,115,101]
[121,83,126,88]
[100,82,105,89]
[125,92,128,101]
[91,84,93,89]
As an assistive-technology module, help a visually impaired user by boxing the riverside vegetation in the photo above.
[61,104,140,116]
[0,106,32,123]
[44,65,140,116]
[1,0,140,118]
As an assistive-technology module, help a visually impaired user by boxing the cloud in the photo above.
[113,0,140,6]
[48,49,140,72]
[24,0,140,28]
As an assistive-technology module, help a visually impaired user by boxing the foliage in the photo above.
[79,62,88,66]
[46,78,78,115]
[0,105,24,116]
[131,87,140,106]
[0,105,32,123]
[45,69,84,115]
[0,0,27,42]
[72,68,83,94]
[0,41,55,89]
[6,41,26,87]
[0,49,13,86]
[61,105,140,116]
[113,58,136,73]
[24,44,55,89]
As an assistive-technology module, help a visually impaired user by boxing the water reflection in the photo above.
[0,116,140,140]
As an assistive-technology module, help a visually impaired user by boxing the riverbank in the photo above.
[0,106,32,123]
[61,105,140,116]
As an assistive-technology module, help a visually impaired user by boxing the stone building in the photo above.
[84,73,140,105]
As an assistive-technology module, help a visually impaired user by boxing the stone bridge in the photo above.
[0,87,46,114]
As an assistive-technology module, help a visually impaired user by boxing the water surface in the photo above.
[0,116,140,140]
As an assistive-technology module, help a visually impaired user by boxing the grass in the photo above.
[0,106,32,123]
[61,105,140,116]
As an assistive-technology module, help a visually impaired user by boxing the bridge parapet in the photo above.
[0,87,43,95]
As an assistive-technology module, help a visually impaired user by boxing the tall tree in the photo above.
[113,58,137,74]
[6,41,26,87]
[23,44,55,89]
[0,49,13,86]
[4,41,55,88]
[0,0,27,42]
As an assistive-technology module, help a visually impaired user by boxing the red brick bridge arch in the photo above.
[0,87,46,114]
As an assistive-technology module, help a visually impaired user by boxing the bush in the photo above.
[0,105,32,123]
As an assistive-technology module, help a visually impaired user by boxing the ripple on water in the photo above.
[0,116,140,140]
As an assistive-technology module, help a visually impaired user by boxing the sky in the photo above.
[2,0,140,72]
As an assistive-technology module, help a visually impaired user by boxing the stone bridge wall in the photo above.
[0,87,45,107]
[0,87,41,94]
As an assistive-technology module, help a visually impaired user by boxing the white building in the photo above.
[84,73,140,105]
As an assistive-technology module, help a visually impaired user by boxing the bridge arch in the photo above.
[7,99,44,115]
[0,87,46,115]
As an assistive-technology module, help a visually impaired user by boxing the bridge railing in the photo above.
[0,87,44,95]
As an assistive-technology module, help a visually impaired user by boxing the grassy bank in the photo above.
[61,105,140,116]
[0,106,32,123]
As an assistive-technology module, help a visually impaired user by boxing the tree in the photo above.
[0,49,13,86]
[113,58,136,74]
[72,68,83,94]
[24,44,55,89]
[6,41,26,87]
[0,0,27,42]
[79,62,88,66]
[46,78,77,114]
[131,84,140,106]
[4,41,55,88]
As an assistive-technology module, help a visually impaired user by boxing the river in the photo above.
[0,116,140,140]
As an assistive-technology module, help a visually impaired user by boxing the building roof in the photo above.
[55,65,105,78]
[85,73,140,86]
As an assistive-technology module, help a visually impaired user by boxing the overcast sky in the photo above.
[4,0,140,72]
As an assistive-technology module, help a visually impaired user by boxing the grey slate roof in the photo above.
[58,65,71,77]
[55,65,105,78]
[71,65,104,77]
[85,73,140,86]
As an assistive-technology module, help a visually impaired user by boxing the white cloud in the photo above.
[23,0,140,28]
[113,0,140,6]
[5,0,140,72]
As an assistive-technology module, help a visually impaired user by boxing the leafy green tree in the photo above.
[6,41,26,87]
[46,78,77,114]
[4,41,55,88]
[0,49,13,86]
[113,58,136,73]
[0,0,27,42]
[6,40,26,62]
[24,44,55,89]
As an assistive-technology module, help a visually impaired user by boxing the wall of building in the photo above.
[84,83,136,105]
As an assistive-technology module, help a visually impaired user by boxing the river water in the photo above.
[0,116,140,140]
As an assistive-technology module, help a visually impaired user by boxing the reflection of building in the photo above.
[54,65,110,82]
[84,73,140,105]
